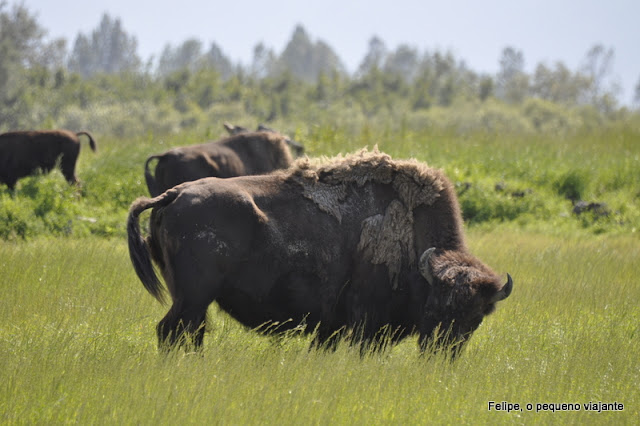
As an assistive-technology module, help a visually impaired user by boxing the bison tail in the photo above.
[144,155,162,197]
[76,131,97,152]
[127,192,177,305]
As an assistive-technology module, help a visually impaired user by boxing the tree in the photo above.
[0,2,45,66]
[157,39,234,80]
[201,42,234,80]
[357,36,387,76]
[0,2,65,128]
[384,44,419,82]
[530,61,592,105]
[580,44,620,111]
[157,39,203,76]
[478,75,494,102]
[68,13,141,77]
[276,25,345,82]
[581,44,614,98]
[634,76,640,108]
[276,25,313,80]
[412,50,474,107]
[497,46,528,103]
[250,42,276,79]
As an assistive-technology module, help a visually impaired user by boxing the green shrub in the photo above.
[553,170,589,201]
[458,183,547,225]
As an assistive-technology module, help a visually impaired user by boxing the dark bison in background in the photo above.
[223,122,305,157]
[0,130,97,191]
[128,149,512,355]
[143,127,298,197]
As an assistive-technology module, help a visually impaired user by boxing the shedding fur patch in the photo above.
[357,200,416,288]
[288,147,447,288]
[301,181,347,222]
[289,147,444,221]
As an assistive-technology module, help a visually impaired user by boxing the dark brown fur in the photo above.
[0,130,97,190]
[128,149,512,354]
[223,122,305,157]
[144,131,294,197]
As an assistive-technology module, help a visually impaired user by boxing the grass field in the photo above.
[0,232,638,424]
[1,123,639,424]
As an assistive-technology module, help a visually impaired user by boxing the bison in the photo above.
[144,129,296,197]
[128,148,512,356]
[0,130,97,191]
[223,122,305,157]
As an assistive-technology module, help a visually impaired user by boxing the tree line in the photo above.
[1,2,638,137]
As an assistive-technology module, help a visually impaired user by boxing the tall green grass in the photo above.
[2,123,638,239]
[309,122,640,236]
[1,233,637,424]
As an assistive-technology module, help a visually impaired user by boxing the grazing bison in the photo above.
[223,122,305,157]
[128,149,512,355]
[144,130,295,197]
[0,130,97,190]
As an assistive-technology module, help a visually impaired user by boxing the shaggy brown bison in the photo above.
[128,149,512,355]
[0,130,97,190]
[144,130,295,197]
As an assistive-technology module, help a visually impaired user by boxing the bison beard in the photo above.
[127,148,512,355]
[0,130,97,190]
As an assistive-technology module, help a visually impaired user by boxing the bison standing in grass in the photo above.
[223,122,305,157]
[0,130,97,191]
[143,129,296,197]
[128,149,512,356]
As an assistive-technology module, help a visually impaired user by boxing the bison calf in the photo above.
[128,148,512,356]
[0,130,97,190]
[144,130,295,197]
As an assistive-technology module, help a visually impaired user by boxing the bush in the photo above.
[458,182,547,225]
[553,170,589,202]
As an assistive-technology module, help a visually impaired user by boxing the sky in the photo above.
[19,0,640,104]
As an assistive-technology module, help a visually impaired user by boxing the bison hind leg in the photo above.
[157,302,208,352]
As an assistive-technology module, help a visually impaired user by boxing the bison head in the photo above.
[417,248,512,356]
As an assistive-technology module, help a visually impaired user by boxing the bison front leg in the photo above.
[157,302,208,351]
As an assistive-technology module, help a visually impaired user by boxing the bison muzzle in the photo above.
[128,148,512,356]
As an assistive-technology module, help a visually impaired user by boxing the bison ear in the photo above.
[491,274,513,303]
[419,247,437,286]
[223,122,235,134]
[224,122,247,135]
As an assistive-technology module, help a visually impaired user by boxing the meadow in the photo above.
[1,123,639,424]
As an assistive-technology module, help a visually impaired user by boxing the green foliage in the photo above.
[1,122,639,240]
[0,173,83,240]
[553,169,589,201]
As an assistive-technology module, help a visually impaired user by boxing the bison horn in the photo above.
[491,273,513,303]
[419,247,437,286]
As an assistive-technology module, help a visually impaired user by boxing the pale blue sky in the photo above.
[21,0,640,104]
